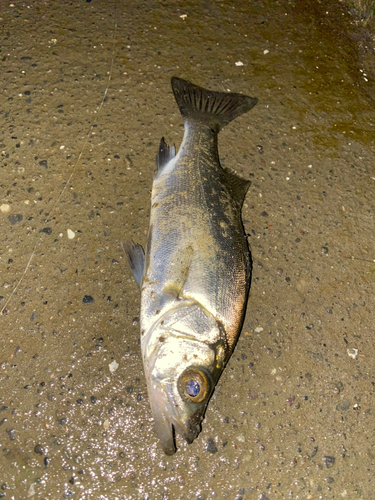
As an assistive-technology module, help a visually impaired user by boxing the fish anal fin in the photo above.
[121,241,145,288]
[223,167,251,208]
[156,137,176,171]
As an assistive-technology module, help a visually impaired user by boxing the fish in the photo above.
[123,77,258,455]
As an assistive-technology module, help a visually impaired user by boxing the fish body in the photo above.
[124,77,257,455]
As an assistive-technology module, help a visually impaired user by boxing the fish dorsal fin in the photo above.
[156,137,176,171]
[171,77,258,132]
[223,167,251,208]
[121,241,145,288]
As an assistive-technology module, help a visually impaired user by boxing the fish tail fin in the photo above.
[171,77,258,132]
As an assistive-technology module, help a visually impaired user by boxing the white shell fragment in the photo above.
[347,348,358,359]
[109,359,119,373]
[67,229,75,239]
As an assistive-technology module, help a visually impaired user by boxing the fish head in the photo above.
[143,302,227,455]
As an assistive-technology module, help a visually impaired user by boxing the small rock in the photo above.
[8,214,23,225]
[323,456,336,468]
[109,360,119,373]
[34,444,44,455]
[0,204,10,213]
[336,402,350,411]
[206,438,218,454]
[347,348,358,359]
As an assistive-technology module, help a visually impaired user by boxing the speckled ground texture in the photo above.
[1,0,374,499]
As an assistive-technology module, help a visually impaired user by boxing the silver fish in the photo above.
[123,77,258,455]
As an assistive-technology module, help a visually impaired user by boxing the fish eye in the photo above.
[178,368,210,403]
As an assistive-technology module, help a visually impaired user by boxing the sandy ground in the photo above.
[0,0,374,499]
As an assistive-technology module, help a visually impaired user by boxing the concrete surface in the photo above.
[0,0,374,498]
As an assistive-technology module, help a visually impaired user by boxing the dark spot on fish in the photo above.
[155,310,160,314]
[141,329,145,336]
[152,202,159,208]
[159,336,165,342]
[160,320,164,325]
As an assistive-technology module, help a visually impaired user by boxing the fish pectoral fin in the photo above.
[223,167,251,208]
[156,137,176,171]
[162,245,194,299]
[121,241,145,288]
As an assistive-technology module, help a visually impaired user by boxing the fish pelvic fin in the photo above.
[121,241,145,288]
[171,77,258,132]
[156,137,176,171]
[223,167,251,208]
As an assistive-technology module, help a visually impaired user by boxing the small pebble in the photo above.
[0,204,10,213]
[67,229,75,239]
[206,438,218,454]
[8,214,23,225]
[323,456,336,468]
[34,444,44,455]
[109,360,119,373]
[347,348,358,359]
[82,295,94,304]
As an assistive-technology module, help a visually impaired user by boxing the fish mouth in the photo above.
[150,399,176,456]
[148,381,204,455]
